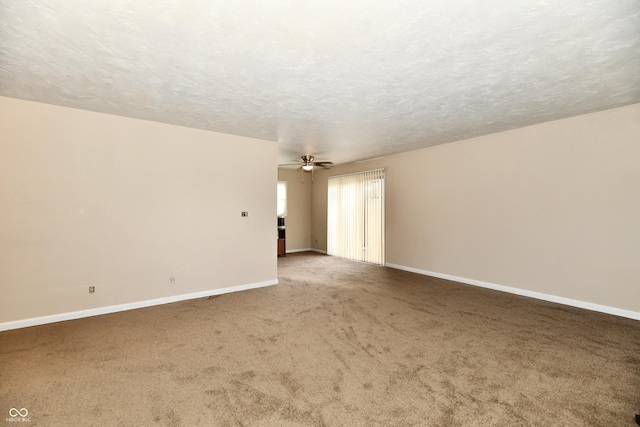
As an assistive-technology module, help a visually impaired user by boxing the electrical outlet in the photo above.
[241,211,248,217]
[170,277,176,284]
[89,286,95,294]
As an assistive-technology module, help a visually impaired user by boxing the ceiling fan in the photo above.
[280,155,333,171]
[280,155,333,182]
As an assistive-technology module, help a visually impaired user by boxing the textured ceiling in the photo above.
[1,1,639,165]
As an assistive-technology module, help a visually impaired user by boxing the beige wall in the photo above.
[312,104,640,313]
[0,97,277,324]
[277,168,312,251]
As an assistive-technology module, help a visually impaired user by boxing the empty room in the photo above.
[1,1,639,426]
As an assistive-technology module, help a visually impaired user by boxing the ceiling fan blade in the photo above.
[315,163,334,168]
[314,161,333,166]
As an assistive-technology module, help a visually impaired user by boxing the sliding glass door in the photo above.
[327,169,385,265]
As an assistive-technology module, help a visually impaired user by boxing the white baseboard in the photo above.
[386,263,640,321]
[284,248,327,254]
[286,248,312,253]
[0,279,278,332]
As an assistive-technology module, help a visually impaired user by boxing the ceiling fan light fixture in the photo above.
[302,164,314,171]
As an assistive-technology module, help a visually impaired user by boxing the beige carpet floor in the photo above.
[1,252,639,426]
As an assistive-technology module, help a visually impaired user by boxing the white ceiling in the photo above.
[1,0,639,165]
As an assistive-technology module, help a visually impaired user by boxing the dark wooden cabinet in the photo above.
[277,224,286,257]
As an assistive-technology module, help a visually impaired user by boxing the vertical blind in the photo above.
[327,169,385,265]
